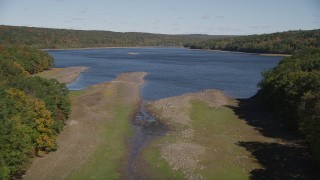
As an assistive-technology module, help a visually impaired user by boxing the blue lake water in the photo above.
[47,48,282,101]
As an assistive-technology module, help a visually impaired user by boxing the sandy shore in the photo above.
[23,72,147,180]
[35,66,88,84]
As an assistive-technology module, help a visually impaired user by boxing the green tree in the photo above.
[0,88,58,177]
[258,49,320,162]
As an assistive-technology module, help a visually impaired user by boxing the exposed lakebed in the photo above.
[47,48,284,178]
[48,47,282,101]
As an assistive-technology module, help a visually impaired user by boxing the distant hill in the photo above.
[0,25,230,49]
[184,29,320,54]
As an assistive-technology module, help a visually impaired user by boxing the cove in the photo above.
[47,47,283,177]
[47,47,282,101]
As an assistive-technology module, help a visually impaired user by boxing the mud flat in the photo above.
[35,66,88,84]
[142,90,318,179]
[24,67,318,179]
[23,72,147,180]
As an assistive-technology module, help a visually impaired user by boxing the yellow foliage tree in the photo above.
[5,88,57,156]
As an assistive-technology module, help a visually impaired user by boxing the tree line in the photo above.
[0,25,229,49]
[1,25,319,177]
[0,46,70,179]
[186,29,320,164]
[258,49,320,162]
[184,29,320,54]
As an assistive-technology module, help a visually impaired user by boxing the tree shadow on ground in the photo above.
[227,97,319,179]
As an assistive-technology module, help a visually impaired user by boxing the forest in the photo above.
[258,49,320,162]
[185,28,320,164]
[0,46,70,179]
[0,26,320,178]
[184,29,320,54]
[185,30,320,161]
[0,25,229,49]
[184,29,320,158]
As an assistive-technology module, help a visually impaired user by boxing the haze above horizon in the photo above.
[0,0,319,35]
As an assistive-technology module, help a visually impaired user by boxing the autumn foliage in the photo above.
[0,46,70,178]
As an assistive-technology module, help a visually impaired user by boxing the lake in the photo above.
[47,48,282,101]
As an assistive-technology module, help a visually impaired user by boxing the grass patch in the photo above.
[69,90,86,97]
[142,99,260,179]
[68,102,134,179]
[190,101,256,179]
[142,135,185,179]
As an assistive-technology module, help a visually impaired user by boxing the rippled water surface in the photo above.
[48,48,282,101]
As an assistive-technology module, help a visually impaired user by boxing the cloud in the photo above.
[171,23,180,26]
[71,17,85,21]
[312,14,320,24]
[169,8,176,11]
[216,15,224,19]
[172,27,180,32]
[313,20,320,24]
[78,7,89,13]
[152,20,160,25]
[201,15,210,20]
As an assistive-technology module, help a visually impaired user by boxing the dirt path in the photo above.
[35,66,88,84]
[23,72,147,180]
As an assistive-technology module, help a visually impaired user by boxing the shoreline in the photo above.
[42,46,184,51]
[141,89,316,179]
[43,46,291,57]
[24,72,147,179]
[188,48,292,57]
[25,66,318,179]
[35,66,88,84]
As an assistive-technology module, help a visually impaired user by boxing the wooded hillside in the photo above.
[184,29,320,54]
[0,25,229,49]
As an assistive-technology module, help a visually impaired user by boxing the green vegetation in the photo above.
[143,100,261,179]
[186,28,320,163]
[9,77,70,132]
[1,24,319,178]
[184,29,320,54]
[68,102,134,179]
[142,132,186,179]
[0,25,228,49]
[0,46,53,74]
[258,49,320,162]
[0,46,70,178]
[190,101,253,179]
[69,90,86,98]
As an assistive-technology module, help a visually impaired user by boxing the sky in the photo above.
[0,0,319,35]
